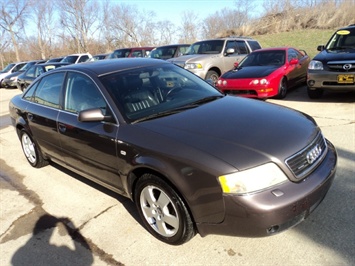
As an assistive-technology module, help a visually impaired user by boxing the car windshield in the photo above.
[238,51,286,67]
[19,62,36,72]
[61,56,79,63]
[326,28,355,50]
[100,63,223,123]
[150,47,177,59]
[185,40,224,55]
[109,49,131,58]
[1,63,15,73]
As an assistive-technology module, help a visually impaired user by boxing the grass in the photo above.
[252,29,335,59]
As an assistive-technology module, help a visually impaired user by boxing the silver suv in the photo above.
[168,37,261,83]
[307,24,355,98]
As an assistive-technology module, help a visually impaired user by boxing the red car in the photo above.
[216,47,310,99]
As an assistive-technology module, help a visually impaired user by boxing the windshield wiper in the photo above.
[131,105,199,123]
[131,96,223,123]
[328,46,354,50]
[188,95,224,105]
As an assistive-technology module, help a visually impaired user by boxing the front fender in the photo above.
[126,154,226,224]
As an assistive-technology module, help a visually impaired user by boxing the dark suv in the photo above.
[307,24,355,98]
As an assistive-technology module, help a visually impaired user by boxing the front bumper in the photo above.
[196,140,337,237]
[2,79,18,88]
[307,70,355,91]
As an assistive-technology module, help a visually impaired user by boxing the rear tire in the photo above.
[20,129,48,168]
[134,173,195,245]
[307,87,323,99]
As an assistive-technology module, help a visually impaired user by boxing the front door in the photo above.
[57,72,123,192]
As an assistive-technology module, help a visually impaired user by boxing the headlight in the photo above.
[218,163,288,194]
[308,60,323,70]
[10,76,18,81]
[185,63,202,70]
[217,80,227,86]
[250,78,269,85]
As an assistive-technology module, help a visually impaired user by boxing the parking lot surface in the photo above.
[1,86,354,265]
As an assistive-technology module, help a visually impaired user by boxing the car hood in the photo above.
[313,48,355,62]
[135,96,319,172]
[221,66,279,79]
[168,54,220,64]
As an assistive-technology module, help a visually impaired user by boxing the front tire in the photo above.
[20,130,48,168]
[276,77,287,99]
[134,173,195,245]
[205,70,219,85]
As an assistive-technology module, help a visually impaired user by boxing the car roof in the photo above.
[251,47,290,52]
[36,62,70,66]
[113,47,155,51]
[49,58,170,77]
[154,44,190,48]
[339,24,355,30]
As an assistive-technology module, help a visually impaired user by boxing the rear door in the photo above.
[24,72,65,162]
[57,71,124,191]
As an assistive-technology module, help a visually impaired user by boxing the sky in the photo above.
[117,0,242,26]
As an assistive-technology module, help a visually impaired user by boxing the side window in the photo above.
[247,40,262,51]
[14,64,24,72]
[288,49,298,61]
[225,41,237,54]
[236,41,249,54]
[131,50,143,57]
[33,72,64,109]
[64,72,107,114]
[179,46,189,56]
[25,66,36,78]
[23,80,40,101]
[79,55,89,62]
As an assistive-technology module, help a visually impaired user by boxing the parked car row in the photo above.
[2,24,354,98]
[6,24,352,246]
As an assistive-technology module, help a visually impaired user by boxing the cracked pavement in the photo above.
[1,87,354,265]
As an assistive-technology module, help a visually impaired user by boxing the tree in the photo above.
[29,0,56,59]
[178,11,199,43]
[57,0,100,53]
[0,0,31,61]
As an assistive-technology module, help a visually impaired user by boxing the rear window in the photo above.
[247,40,262,51]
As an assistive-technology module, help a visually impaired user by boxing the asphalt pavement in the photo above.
[1,86,354,266]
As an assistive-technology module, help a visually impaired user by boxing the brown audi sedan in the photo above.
[9,59,337,245]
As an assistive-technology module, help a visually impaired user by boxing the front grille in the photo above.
[327,60,355,72]
[285,132,327,179]
[224,90,257,96]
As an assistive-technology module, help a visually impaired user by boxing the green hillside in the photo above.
[252,29,335,59]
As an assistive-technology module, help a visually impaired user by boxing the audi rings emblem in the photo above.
[306,144,322,165]
[343,64,352,70]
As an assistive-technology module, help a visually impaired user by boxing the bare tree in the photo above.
[178,11,199,43]
[57,0,100,53]
[0,29,11,68]
[0,0,31,61]
[28,0,56,59]
[156,20,177,45]
[104,3,157,48]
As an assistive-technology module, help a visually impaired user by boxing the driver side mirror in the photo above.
[225,48,235,55]
[78,108,113,122]
[317,45,325,51]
